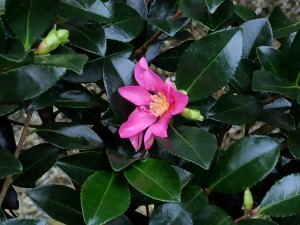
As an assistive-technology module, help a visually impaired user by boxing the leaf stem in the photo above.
[0,111,33,207]
[131,9,183,60]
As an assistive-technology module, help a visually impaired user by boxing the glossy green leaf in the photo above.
[240,18,273,59]
[57,151,107,185]
[181,185,209,213]
[208,94,262,125]
[0,0,4,15]
[0,219,47,225]
[127,0,147,18]
[106,148,139,172]
[13,144,63,187]
[104,2,144,42]
[180,0,233,30]
[0,105,19,116]
[0,150,22,179]
[288,128,300,158]
[0,65,66,104]
[149,203,193,225]
[5,0,60,50]
[34,53,88,74]
[0,50,33,73]
[239,219,279,225]
[102,56,135,121]
[234,5,257,21]
[204,0,225,13]
[59,0,111,23]
[258,174,300,217]
[193,205,235,225]
[288,31,300,82]
[27,185,84,224]
[34,123,103,150]
[0,118,16,153]
[257,46,289,77]
[81,171,130,225]
[158,125,217,170]
[148,17,189,36]
[253,70,300,103]
[55,90,101,108]
[269,6,300,38]
[177,28,242,101]
[152,40,193,72]
[26,89,60,112]
[124,159,181,202]
[62,19,106,56]
[209,136,280,193]
[148,0,178,19]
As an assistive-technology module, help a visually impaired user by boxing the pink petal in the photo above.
[119,107,157,138]
[129,132,143,151]
[134,57,166,92]
[118,86,152,106]
[143,112,172,150]
[169,89,189,115]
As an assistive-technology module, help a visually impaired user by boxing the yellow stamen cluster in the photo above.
[150,93,169,117]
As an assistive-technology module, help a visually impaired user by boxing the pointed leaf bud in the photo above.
[35,25,70,55]
[243,187,254,213]
[181,108,204,121]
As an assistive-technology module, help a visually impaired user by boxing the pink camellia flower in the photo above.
[118,57,188,151]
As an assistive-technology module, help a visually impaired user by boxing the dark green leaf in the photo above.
[0,150,22,179]
[181,185,209,214]
[124,159,181,202]
[105,40,134,58]
[288,31,300,82]
[1,218,47,225]
[158,125,217,170]
[102,56,135,121]
[35,123,103,150]
[55,90,102,108]
[27,185,84,224]
[234,5,257,21]
[288,128,300,158]
[13,144,63,187]
[0,50,33,73]
[59,0,111,23]
[107,216,133,225]
[208,94,263,125]
[204,0,225,13]
[62,19,106,56]
[193,205,235,225]
[240,18,273,59]
[177,28,242,101]
[127,0,147,18]
[0,209,5,222]
[148,17,189,36]
[257,46,289,78]
[148,0,178,19]
[106,148,139,172]
[57,151,107,185]
[269,6,300,38]
[5,0,60,50]
[152,40,193,72]
[209,136,280,193]
[180,0,234,30]
[26,89,60,112]
[0,0,4,15]
[253,70,300,103]
[173,166,193,189]
[239,219,279,225]
[0,65,66,104]
[0,18,5,52]
[149,203,192,225]
[258,174,300,217]
[81,171,130,225]
[0,118,16,153]
[0,105,19,116]
[34,53,88,74]
[104,2,144,42]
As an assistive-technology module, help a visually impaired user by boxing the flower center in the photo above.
[149,92,169,117]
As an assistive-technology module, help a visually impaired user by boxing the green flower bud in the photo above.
[181,108,204,121]
[243,187,254,213]
[35,25,70,55]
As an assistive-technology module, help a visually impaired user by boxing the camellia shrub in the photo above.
[1,0,300,224]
